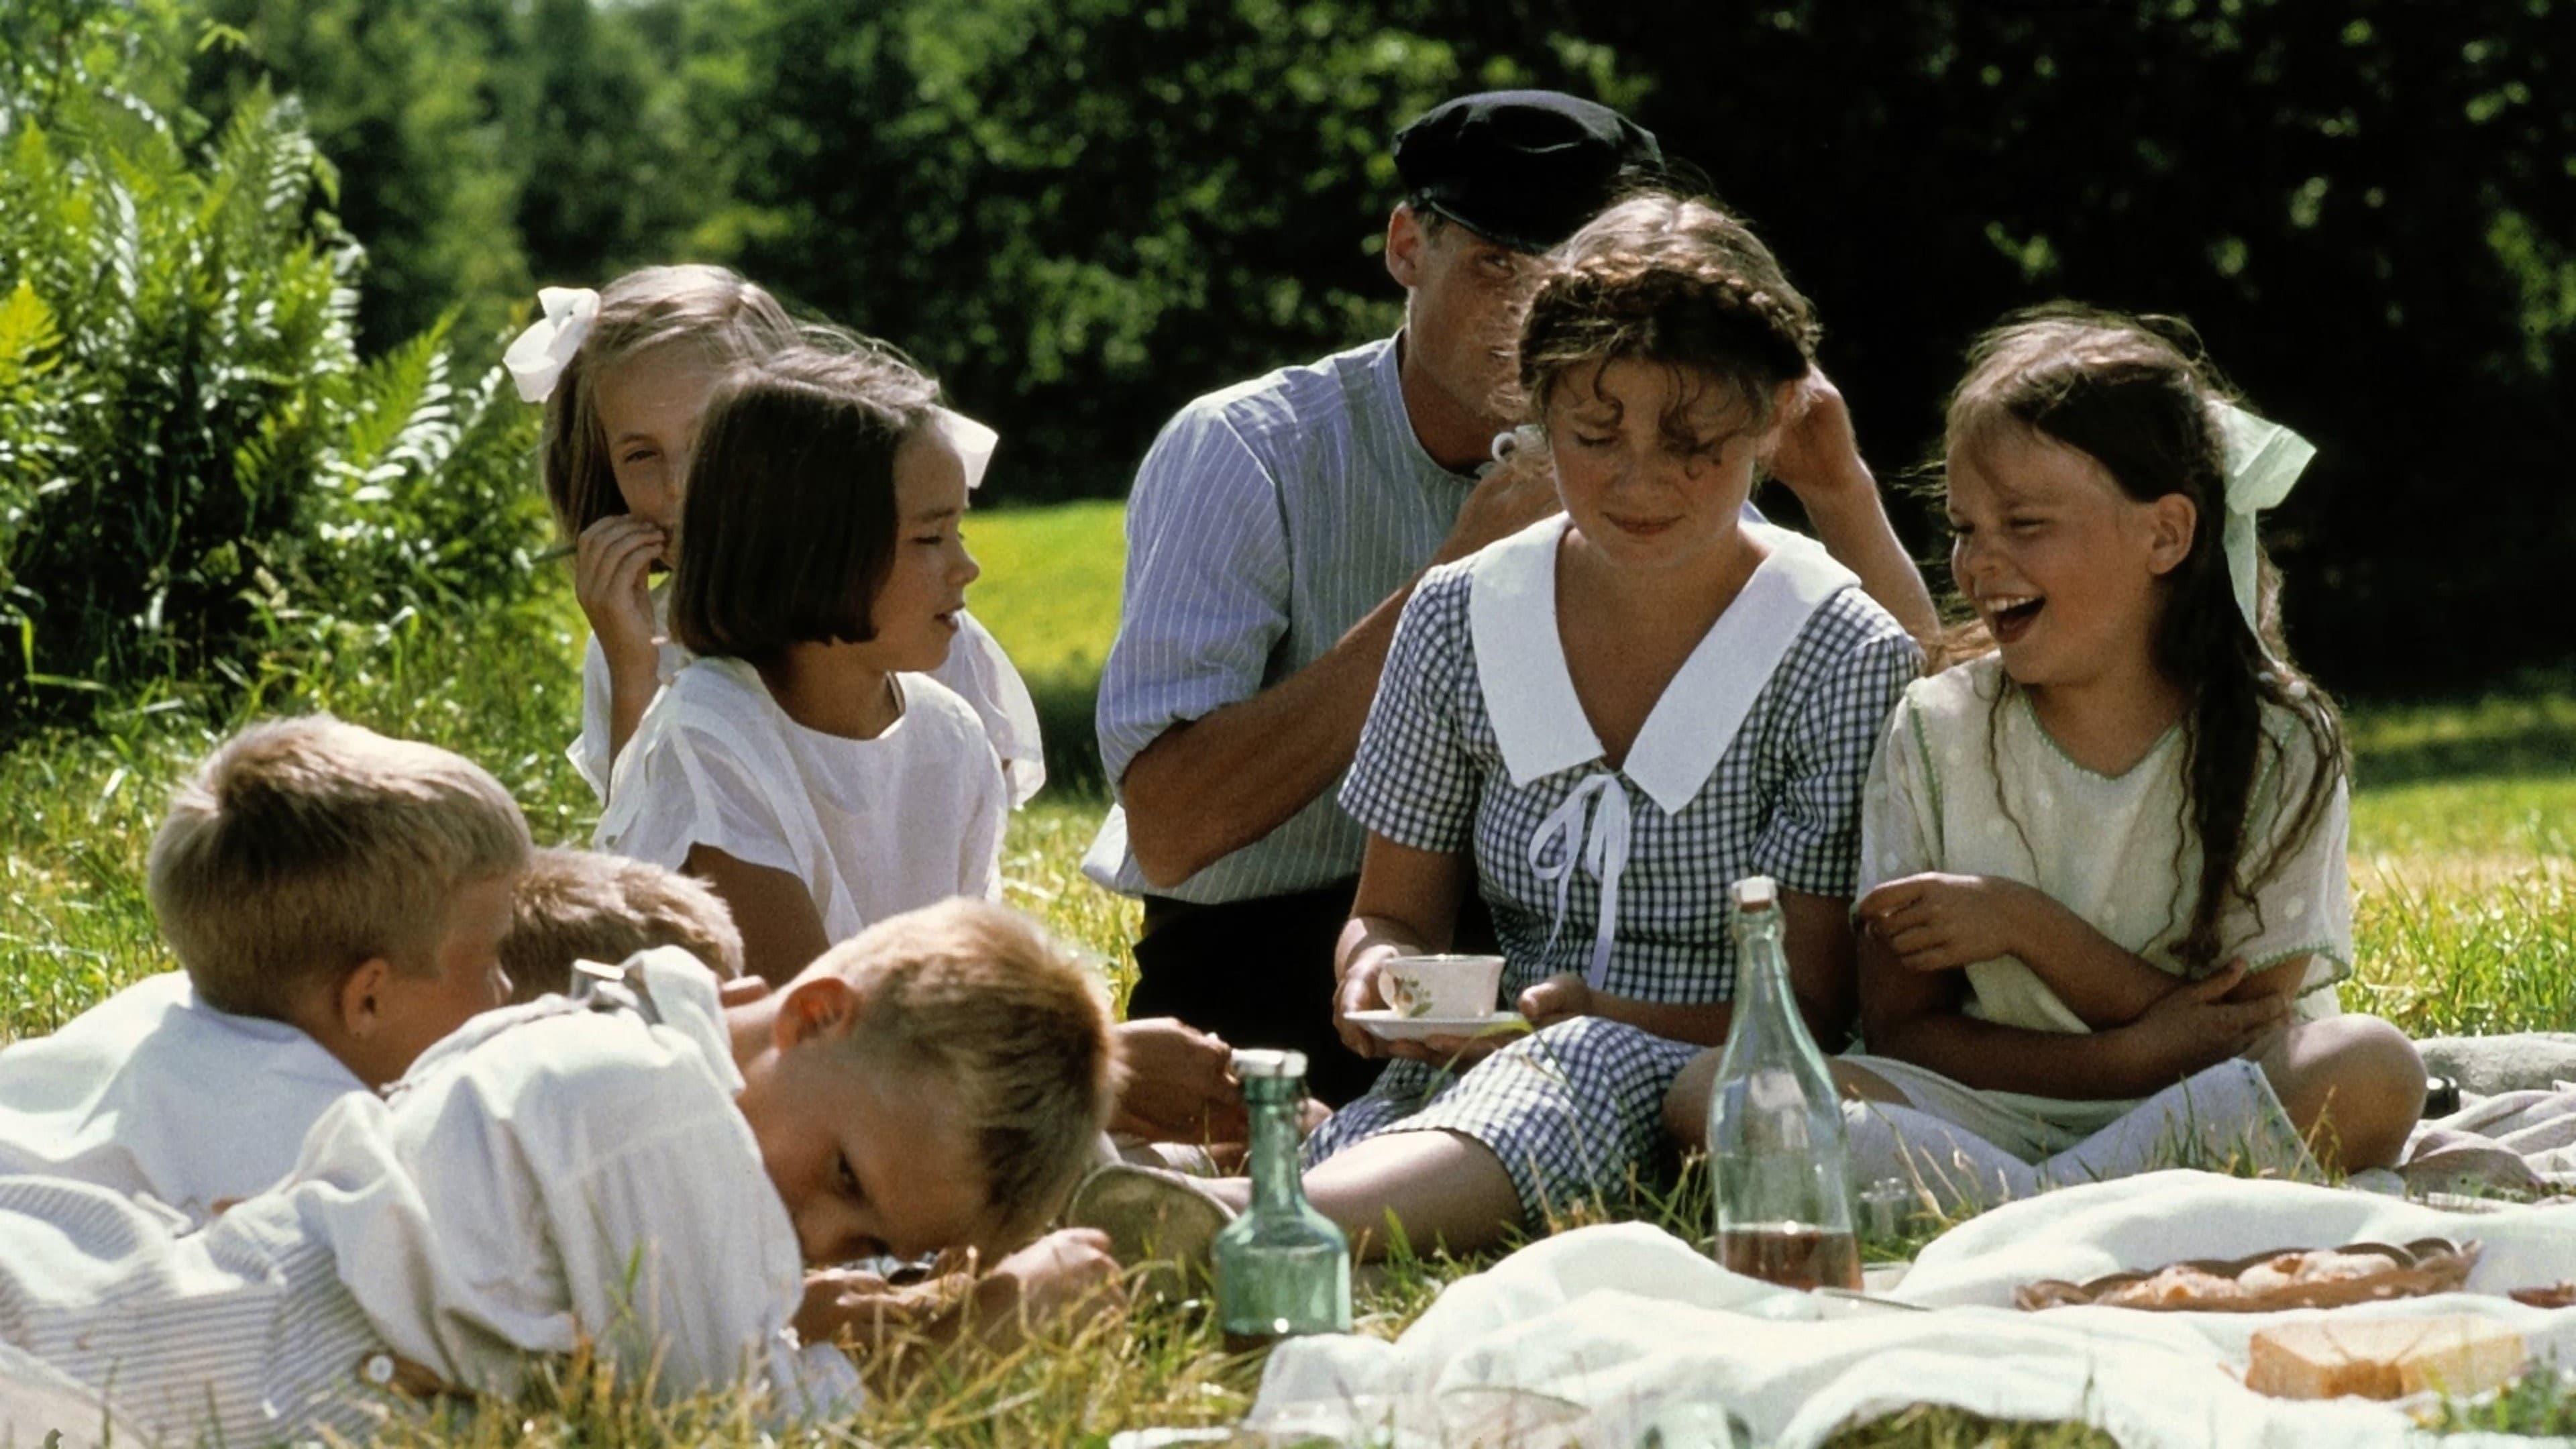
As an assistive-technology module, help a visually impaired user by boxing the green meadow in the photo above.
[2,500,2571,1443]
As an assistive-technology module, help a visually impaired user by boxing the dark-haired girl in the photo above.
[1783,308,2420,1201]
[1089,193,1921,1255]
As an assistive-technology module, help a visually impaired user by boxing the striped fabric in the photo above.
[1084,336,1479,903]
[0,1177,401,1445]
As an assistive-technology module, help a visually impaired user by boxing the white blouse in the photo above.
[1858,653,2351,1034]
[570,580,1046,806]
[594,655,1007,943]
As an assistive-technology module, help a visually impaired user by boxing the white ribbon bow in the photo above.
[502,286,602,404]
[936,408,1000,492]
[2212,402,2316,641]
[1527,771,1633,991]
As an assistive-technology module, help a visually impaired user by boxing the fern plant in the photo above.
[0,2,542,741]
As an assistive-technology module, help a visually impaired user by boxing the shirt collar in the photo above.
[1468,516,1858,814]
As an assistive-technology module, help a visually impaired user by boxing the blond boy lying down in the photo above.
[0,900,1118,1442]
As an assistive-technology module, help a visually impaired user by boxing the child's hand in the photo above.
[573,514,665,675]
[2118,960,2293,1079]
[1856,872,2027,971]
[1110,1017,1245,1142]
[975,1228,1124,1333]
[1335,955,1466,1065]
[793,1265,901,1343]
[1758,370,1872,502]
[1516,971,1592,1029]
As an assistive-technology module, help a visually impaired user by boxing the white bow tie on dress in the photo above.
[1529,771,1633,991]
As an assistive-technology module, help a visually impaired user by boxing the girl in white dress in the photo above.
[594,344,1010,981]
[506,266,1046,806]
[1714,307,2423,1203]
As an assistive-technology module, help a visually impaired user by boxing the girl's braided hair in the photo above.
[1947,305,2347,973]
[1517,191,1819,433]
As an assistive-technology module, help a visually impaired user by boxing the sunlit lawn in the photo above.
[2,500,2571,1442]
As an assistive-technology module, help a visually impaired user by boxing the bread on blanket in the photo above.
[2017,1239,2481,1312]
[2247,1315,2526,1400]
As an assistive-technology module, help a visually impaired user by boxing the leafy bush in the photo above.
[0,3,542,742]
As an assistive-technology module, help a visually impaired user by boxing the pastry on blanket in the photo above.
[2017,1240,2481,1312]
[2509,1282,2576,1309]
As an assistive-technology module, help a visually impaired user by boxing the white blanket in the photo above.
[1220,1171,2576,1449]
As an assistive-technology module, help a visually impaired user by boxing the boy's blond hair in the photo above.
[146,716,532,1019]
[502,847,745,1002]
[809,900,1118,1246]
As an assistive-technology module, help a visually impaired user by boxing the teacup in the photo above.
[1378,954,1505,1020]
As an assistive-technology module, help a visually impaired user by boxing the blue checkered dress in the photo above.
[1306,530,1919,1226]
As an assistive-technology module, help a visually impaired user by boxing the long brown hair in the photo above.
[1946,305,2346,971]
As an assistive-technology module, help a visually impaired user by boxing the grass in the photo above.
[2,499,2573,1442]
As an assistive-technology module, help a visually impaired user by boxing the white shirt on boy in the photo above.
[0,947,858,1444]
[595,655,1007,943]
[0,971,363,1223]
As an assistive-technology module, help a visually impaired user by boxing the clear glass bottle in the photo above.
[1705,874,1862,1291]
[1214,1049,1351,1351]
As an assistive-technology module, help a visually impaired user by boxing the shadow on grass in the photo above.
[2346,672,2576,790]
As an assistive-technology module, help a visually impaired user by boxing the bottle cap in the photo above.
[1730,875,1779,912]
[1232,1049,1309,1081]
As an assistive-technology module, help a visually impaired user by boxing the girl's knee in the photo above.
[2272,1016,2423,1167]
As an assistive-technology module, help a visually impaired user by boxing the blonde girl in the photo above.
[505,266,1044,806]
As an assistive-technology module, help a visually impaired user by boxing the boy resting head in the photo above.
[0,897,1122,1442]
[501,846,744,1001]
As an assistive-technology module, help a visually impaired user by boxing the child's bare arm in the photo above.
[682,845,832,984]
[1858,873,2176,1028]
[1860,930,2286,1099]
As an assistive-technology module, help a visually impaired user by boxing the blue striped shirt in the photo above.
[1084,336,1474,902]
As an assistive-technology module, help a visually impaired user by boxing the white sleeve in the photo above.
[595,705,802,879]
[538,1060,863,1419]
[961,732,1008,902]
[932,610,1047,806]
[1856,690,1940,900]
[2222,732,2353,998]
[569,631,615,803]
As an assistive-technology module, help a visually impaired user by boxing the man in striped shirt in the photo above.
[1085,92,1935,1103]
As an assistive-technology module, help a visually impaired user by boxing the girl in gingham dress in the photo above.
[1279,191,1921,1254]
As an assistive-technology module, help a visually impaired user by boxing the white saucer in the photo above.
[1348,1009,1529,1043]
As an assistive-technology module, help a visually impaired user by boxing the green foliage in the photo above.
[0,5,543,742]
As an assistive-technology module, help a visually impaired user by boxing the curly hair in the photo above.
[1946,305,2347,972]
[1516,191,1819,436]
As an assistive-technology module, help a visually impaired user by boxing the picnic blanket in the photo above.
[2403,1082,2576,1199]
[1214,1171,2576,1449]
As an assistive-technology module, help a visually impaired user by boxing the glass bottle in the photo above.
[1705,874,1862,1291]
[1214,1049,1351,1351]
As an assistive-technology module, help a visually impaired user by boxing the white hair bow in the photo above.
[502,286,602,404]
[936,408,1000,492]
[2212,403,2316,641]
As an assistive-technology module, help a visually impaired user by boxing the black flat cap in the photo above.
[1393,90,1664,254]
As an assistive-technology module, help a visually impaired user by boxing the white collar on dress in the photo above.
[1466,514,1858,816]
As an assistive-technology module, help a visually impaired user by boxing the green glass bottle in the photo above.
[1706,874,1863,1291]
[1214,1049,1351,1352]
